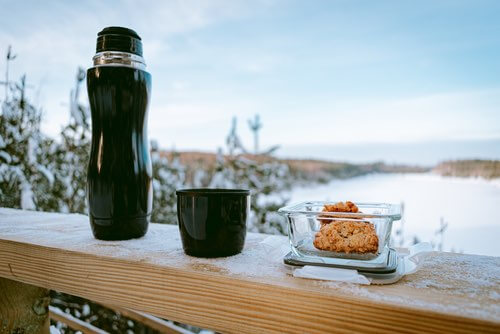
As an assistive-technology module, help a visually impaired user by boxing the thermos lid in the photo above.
[96,26,143,56]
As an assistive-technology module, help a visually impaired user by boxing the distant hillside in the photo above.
[161,151,429,184]
[278,139,500,166]
[282,158,428,181]
[434,160,500,179]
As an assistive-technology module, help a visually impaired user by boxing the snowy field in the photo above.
[286,173,500,257]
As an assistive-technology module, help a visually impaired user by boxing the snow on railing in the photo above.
[0,208,499,334]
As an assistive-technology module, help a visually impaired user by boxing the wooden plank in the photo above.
[103,304,193,334]
[0,208,499,333]
[49,306,108,334]
[0,277,50,334]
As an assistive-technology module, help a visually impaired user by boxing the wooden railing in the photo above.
[0,208,499,333]
[48,303,191,334]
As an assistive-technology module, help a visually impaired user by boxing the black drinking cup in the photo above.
[176,189,250,257]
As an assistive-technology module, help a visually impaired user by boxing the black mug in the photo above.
[176,189,250,257]
[87,27,153,240]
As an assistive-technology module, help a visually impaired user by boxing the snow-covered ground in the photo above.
[286,173,500,257]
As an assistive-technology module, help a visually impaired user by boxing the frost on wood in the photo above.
[1,209,499,324]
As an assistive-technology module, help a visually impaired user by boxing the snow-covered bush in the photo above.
[49,68,90,214]
[151,140,186,224]
[209,118,290,234]
[0,75,54,209]
[0,51,291,333]
[0,56,291,236]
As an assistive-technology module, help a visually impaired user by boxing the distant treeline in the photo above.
[434,160,500,179]
[283,159,429,182]
[161,151,430,184]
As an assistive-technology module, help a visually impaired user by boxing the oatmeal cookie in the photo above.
[319,201,360,223]
[322,201,359,213]
[313,220,379,254]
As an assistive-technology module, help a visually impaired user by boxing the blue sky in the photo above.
[1,0,499,163]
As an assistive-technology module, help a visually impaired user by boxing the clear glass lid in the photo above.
[278,201,402,220]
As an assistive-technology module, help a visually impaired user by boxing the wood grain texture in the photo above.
[0,277,49,334]
[49,306,108,334]
[0,208,499,334]
[103,304,193,334]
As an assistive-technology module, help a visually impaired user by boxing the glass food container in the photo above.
[278,201,402,260]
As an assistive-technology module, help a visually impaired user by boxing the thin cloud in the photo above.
[0,0,277,139]
[1,0,499,160]
[264,88,500,146]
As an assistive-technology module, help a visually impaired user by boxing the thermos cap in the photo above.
[96,26,143,56]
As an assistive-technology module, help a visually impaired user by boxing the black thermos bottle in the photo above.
[87,27,152,240]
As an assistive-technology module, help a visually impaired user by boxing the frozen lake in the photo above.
[286,173,500,257]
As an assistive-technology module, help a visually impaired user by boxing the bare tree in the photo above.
[227,117,246,155]
[248,114,263,154]
[435,217,448,251]
[0,46,17,100]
